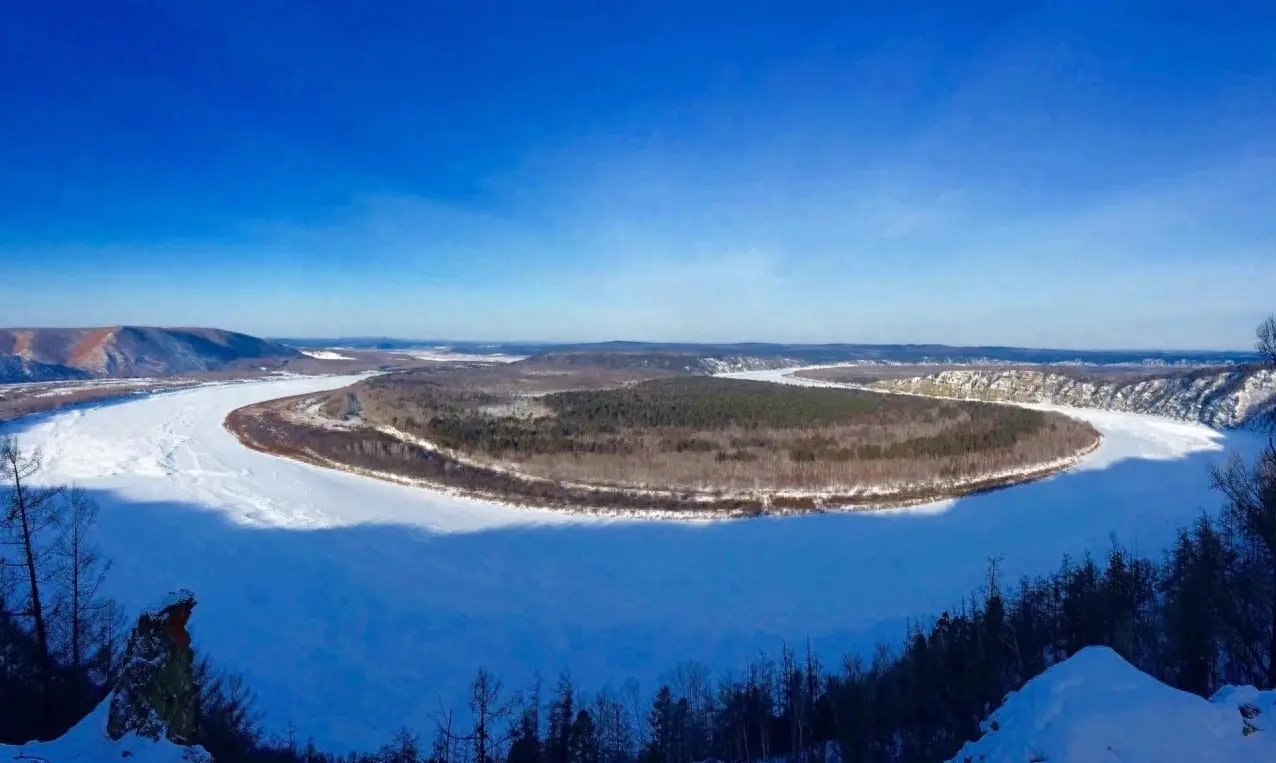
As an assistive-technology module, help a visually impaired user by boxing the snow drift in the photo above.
[0,701,211,763]
[948,647,1275,763]
[301,349,356,360]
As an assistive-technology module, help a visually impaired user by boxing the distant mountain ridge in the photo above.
[0,327,301,383]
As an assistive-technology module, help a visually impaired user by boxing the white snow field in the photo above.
[300,349,355,360]
[0,700,212,763]
[2,370,1265,750]
[946,646,1275,762]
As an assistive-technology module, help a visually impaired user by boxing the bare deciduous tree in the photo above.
[55,488,116,679]
[1258,314,1276,368]
[430,704,457,763]
[436,667,521,763]
[592,687,634,763]
[380,728,424,763]
[1211,445,1276,685]
[1,435,65,705]
[619,678,646,752]
[1255,314,1276,437]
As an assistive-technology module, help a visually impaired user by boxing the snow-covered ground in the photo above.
[299,345,526,362]
[2,370,1264,750]
[947,647,1275,762]
[387,348,527,363]
[0,700,211,762]
[300,349,356,360]
[0,377,165,397]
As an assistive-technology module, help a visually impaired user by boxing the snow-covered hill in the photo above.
[0,701,211,763]
[520,351,801,375]
[0,326,301,382]
[874,367,1276,429]
[0,353,90,383]
[949,647,1275,762]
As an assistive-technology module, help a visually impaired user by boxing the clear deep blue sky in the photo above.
[2,2,1273,348]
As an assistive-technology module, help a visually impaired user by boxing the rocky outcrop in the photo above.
[0,590,210,762]
[874,367,1276,429]
[108,590,201,745]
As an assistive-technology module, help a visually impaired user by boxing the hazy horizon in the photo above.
[0,325,1265,356]
[270,334,1261,355]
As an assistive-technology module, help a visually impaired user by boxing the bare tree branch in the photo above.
[1258,314,1276,368]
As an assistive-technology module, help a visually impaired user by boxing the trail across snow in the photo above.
[2,370,1262,750]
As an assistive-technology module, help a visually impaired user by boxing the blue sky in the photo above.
[2,2,1273,348]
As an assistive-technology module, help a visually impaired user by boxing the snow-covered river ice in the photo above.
[3,369,1264,749]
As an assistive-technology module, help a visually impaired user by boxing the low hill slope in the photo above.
[0,326,301,382]
[520,350,801,375]
[949,646,1274,762]
[0,354,90,383]
[518,341,1260,368]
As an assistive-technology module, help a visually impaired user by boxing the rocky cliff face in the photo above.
[108,590,201,745]
[874,367,1276,428]
[697,355,802,374]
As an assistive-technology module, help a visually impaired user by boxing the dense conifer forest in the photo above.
[375,377,1087,468]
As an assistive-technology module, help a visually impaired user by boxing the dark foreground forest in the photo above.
[6,319,1276,763]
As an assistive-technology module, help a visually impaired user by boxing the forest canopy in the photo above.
[352,376,1099,496]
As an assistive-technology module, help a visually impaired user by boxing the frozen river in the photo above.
[3,370,1260,749]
